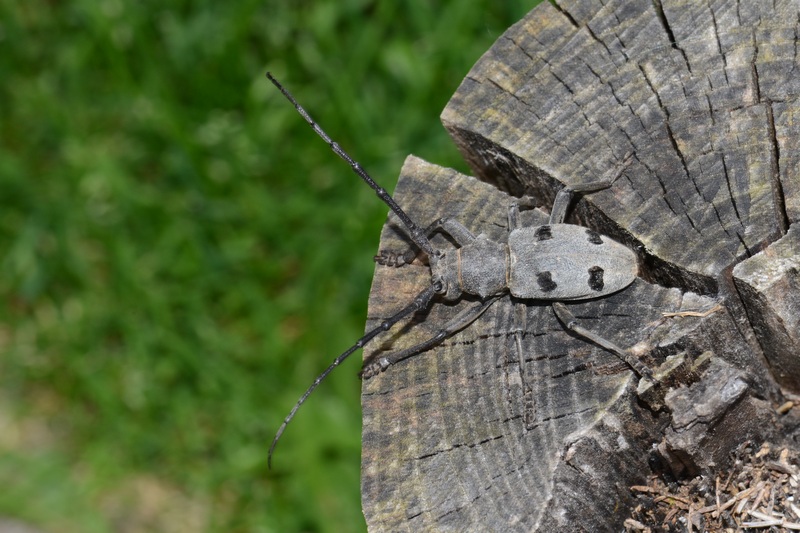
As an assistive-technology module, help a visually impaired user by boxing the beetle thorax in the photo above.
[431,234,508,301]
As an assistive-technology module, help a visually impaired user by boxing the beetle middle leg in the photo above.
[362,293,504,378]
[375,217,477,267]
[549,154,634,224]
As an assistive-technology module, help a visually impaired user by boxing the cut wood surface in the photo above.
[362,1,800,531]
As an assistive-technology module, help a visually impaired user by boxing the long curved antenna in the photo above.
[266,72,436,258]
[269,284,438,468]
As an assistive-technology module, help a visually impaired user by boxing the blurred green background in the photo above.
[0,1,540,531]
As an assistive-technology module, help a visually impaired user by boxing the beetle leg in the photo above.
[549,182,615,224]
[361,294,503,378]
[374,248,418,267]
[551,302,653,381]
[508,196,539,230]
[549,153,634,224]
[548,188,578,225]
[375,217,476,267]
[432,218,477,246]
[511,299,538,429]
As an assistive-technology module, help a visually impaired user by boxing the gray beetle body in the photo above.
[433,223,637,302]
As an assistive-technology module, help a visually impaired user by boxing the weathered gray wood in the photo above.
[362,1,800,530]
[733,226,800,393]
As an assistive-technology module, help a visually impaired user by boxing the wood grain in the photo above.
[361,1,799,530]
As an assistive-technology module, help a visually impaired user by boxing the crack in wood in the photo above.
[651,0,692,74]
[721,154,744,225]
[502,34,536,63]
[765,102,790,235]
[550,0,580,30]
[538,405,597,424]
[750,29,762,104]
[415,434,505,462]
[708,2,728,80]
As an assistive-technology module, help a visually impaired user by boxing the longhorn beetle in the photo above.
[266,72,651,467]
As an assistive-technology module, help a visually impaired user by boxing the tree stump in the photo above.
[362,1,800,530]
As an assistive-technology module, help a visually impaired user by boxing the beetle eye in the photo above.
[432,278,446,293]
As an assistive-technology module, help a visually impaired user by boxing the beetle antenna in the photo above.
[269,283,438,468]
[266,72,436,258]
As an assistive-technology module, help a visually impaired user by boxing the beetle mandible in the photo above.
[266,72,651,467]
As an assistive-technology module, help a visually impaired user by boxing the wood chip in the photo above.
[623,517,649,531]
[767,461,795,475]
[662,304,722,318]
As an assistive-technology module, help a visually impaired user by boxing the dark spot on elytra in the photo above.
[537,271,557,292]
[534,225,552,241]
[586,229,603,245]
[588,266,604,291]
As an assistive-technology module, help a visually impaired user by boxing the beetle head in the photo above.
[430,251,462,301]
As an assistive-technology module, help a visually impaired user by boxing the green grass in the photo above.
[0,1,540,531]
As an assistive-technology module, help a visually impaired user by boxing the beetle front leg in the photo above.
[374,217,477,267]
[374,248,418,267]
[551,302,653,381]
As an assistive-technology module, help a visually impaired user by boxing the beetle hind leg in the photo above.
[508,196,539,231]
[548,153,634,224]
[551,302,653,381]
[511,299,538,429]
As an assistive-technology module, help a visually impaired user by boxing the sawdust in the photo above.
[625,441,800,532]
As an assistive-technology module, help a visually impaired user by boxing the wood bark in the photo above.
[361,1,800,530]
